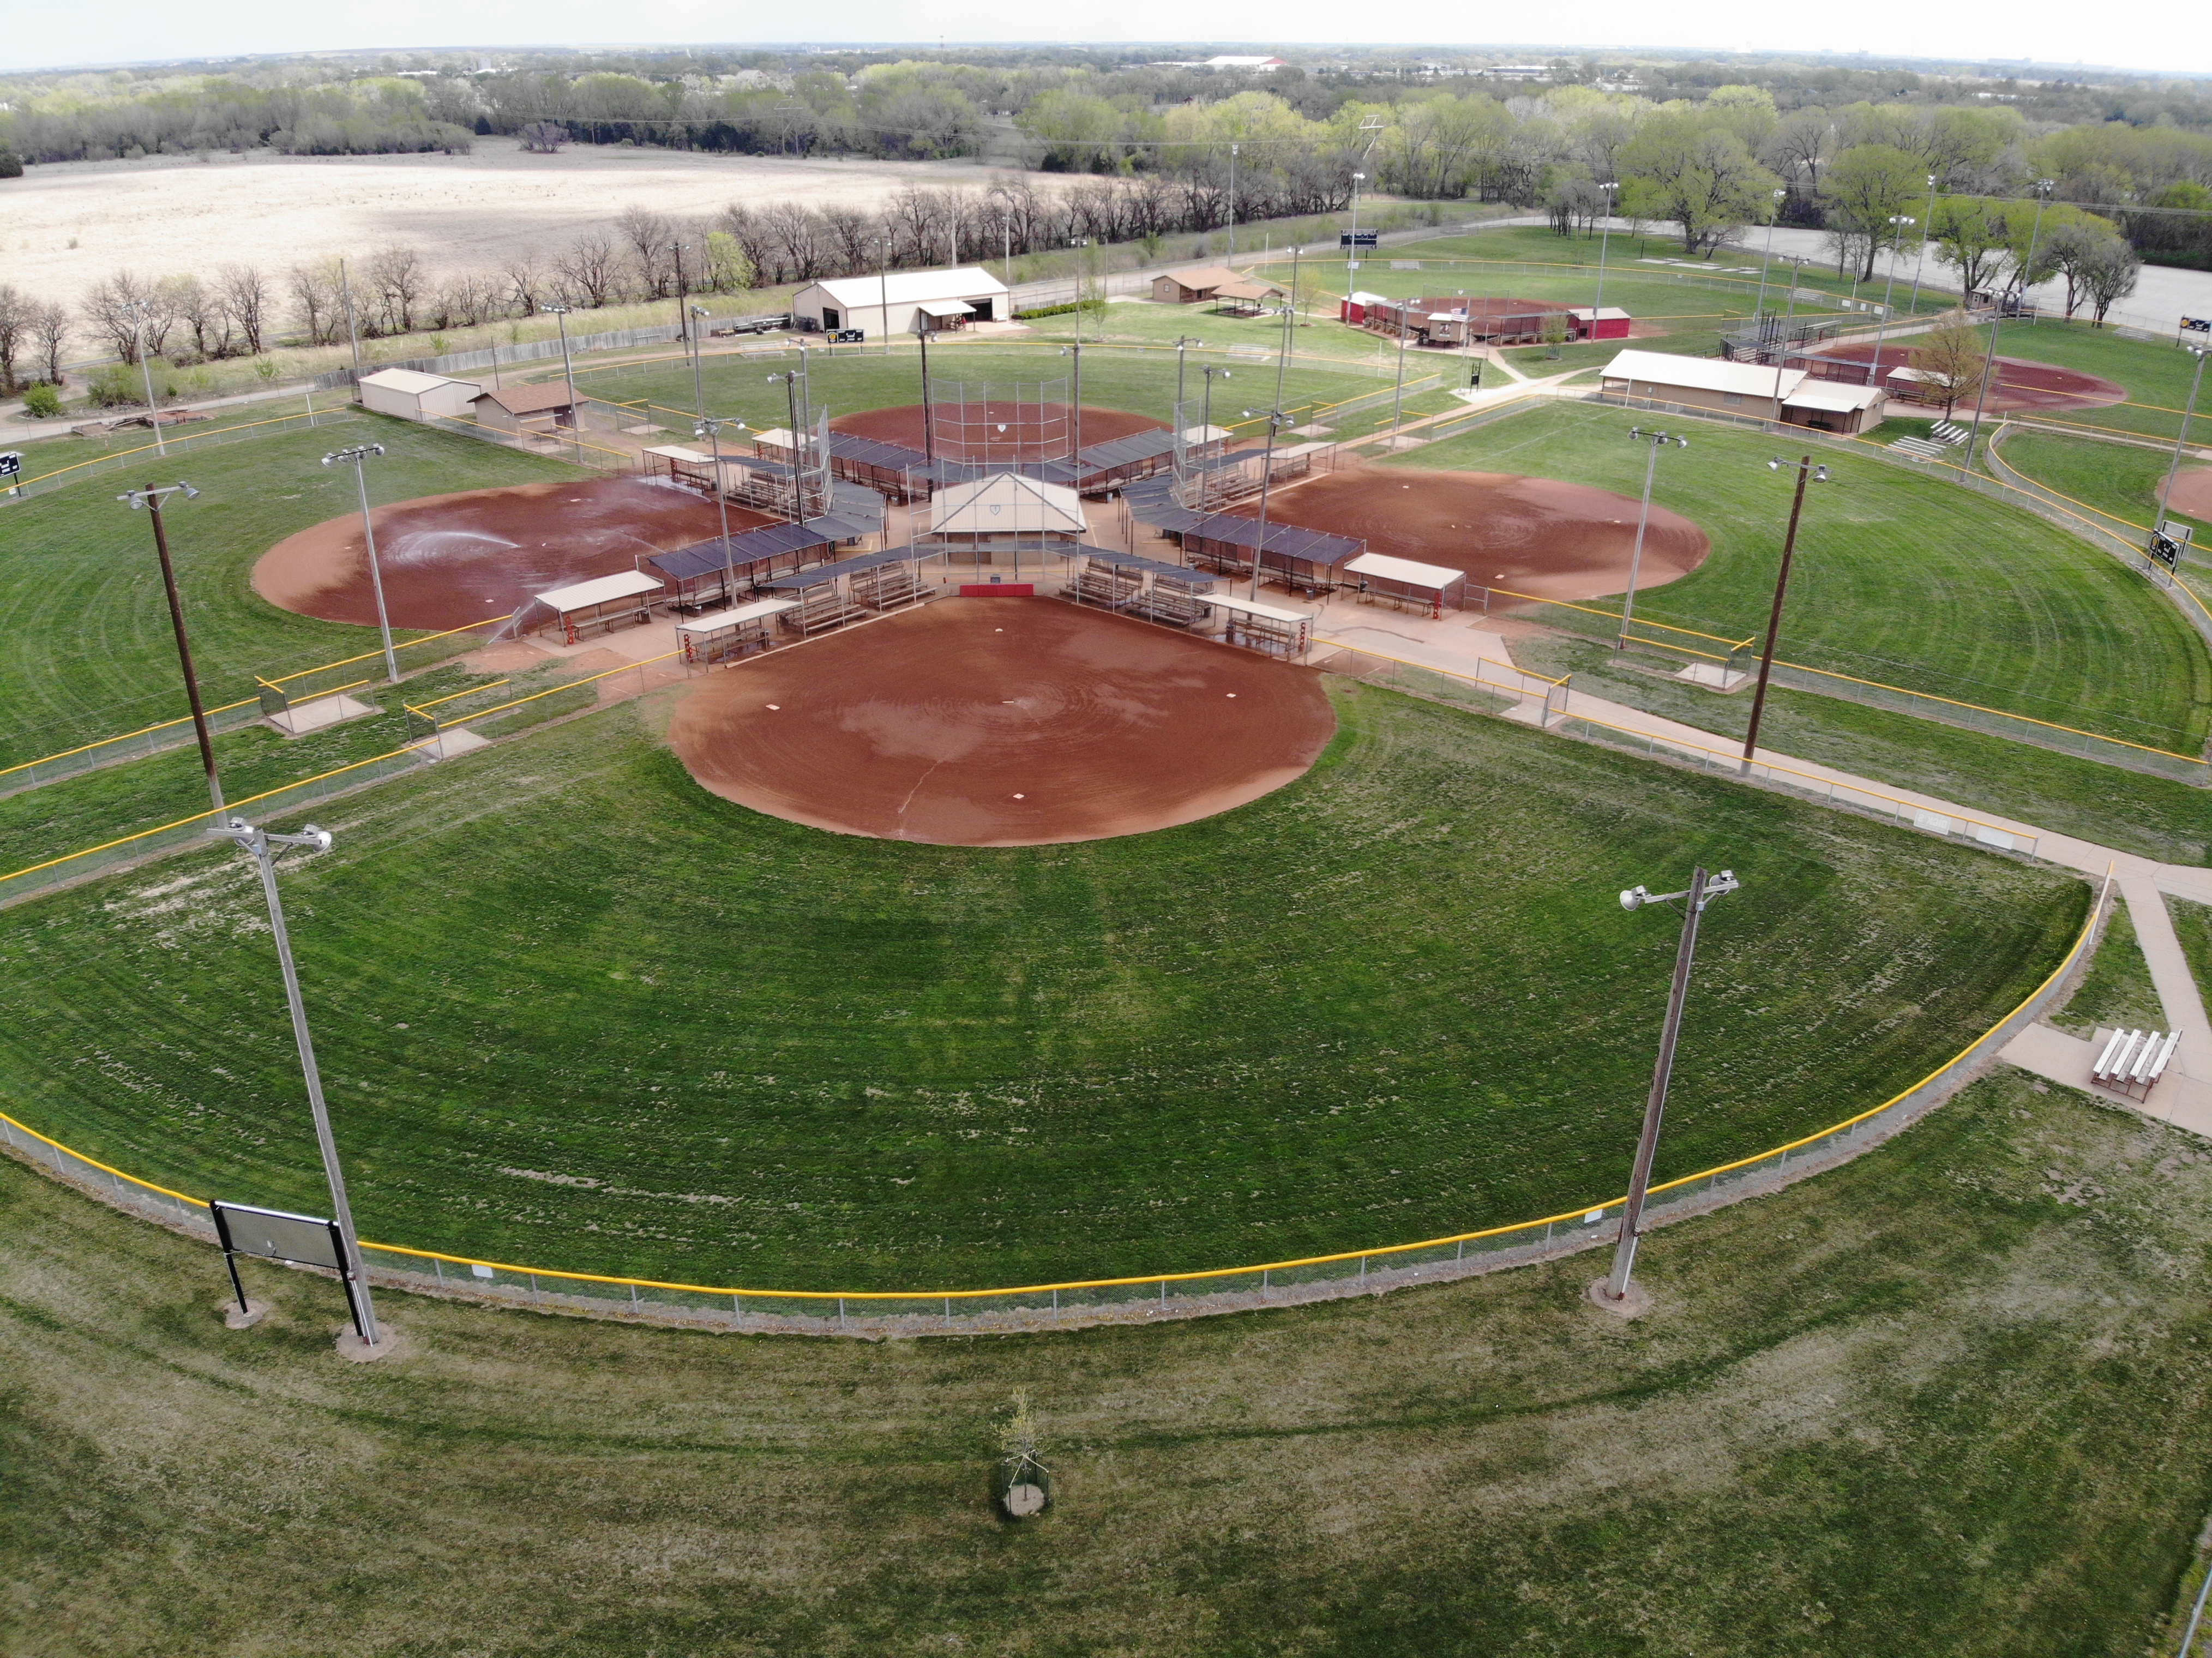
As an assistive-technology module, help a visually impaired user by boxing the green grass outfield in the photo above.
[10,1065,2212,1655]
[1954,319,2210,445]
[1993,426,2210,542]
[0,677,2082,1293]
[1394,400,2212,754]
[0,413,585,770]
[573,336,1462,444]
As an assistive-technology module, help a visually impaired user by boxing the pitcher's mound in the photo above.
[666,598,1336,845]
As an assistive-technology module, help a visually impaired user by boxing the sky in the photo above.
[0,0,2198,78]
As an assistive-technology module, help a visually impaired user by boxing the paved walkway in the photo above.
[1299,598,2212,1137]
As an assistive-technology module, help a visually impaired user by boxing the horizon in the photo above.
[0,4,2199,81]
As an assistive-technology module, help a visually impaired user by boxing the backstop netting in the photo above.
[927,378,1075,482]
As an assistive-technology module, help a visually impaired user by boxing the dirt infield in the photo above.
[1243,461,1709,602]
[1815,345,2127,413]
[254,478,765,632]
[667,597,1336,845]
[2166,467,2212,522]
[830,403,1166,462]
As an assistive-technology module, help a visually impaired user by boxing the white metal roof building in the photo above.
[928,474,1087,539]
[790,266,1013,338]
[357,368,482,421]
[1600,349,1889,435]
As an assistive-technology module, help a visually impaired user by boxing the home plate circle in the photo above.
[665,597,1337,846]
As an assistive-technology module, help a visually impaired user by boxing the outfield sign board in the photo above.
[210,1199,346,1270]
[2183,316,2211,337]
[0,452,19,479]
[2150,520,2193,571]
[1339,231,1379,249]
[828,328,865,345]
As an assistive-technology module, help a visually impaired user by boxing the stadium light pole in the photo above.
[1058,343,1084,468]
[767,369,807,520]
[1753,189,1786,322]
[1959,179,2054,480]
[688,304,712,422]
[545,303,581,464]
[1242,407,1288,597]
[1592,181,1619,319]
[1867,215,1915,388]
[321,443,399,684]
[1198,365,1230,512]
[1618,429,1688,650]
[694,416,746,602]
[117,482,221,812]
[1227,142,1238,259]
[1175,335,1203,411]
[1741,454,1830,770]
[1906,173,1939,318]
[1348,171,1366,278]
[668,241,691,344]
[338,256,363,383]
[877,236,892,358]
[205,815,381,1351]
[1598,866,1741,1310]
[1390,312,1411,448]
[2153,345,2211,568]
[122,300,169,456]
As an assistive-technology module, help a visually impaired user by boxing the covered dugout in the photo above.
[1209,592,1315,659]
[678,598,799,665]
[528,570,664,644]
[1343,550,1466,617]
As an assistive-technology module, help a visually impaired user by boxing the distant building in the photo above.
[1600,349,1888,435]
[789,266,1011,337]
[1483,64,1554,82]
[469,382,583,435]
[1150,266,1287,308]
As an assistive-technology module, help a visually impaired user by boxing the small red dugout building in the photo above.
[1568,307,1632,340]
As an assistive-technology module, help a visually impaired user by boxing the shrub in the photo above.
[0,153,22,179]
[87,365,141,408]
[21,382,62,418]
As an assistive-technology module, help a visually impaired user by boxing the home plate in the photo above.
[266,692,377,737]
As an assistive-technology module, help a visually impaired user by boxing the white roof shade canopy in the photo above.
[643,444,713,462]
[533,570,664,614]
[929,474,1088,536]
[1344,551,1466,590]
[1601,349,1808,400]
[676,598,800,632]
[1783,381,1886,412]
[804,266,1010,309]
[1568,306,1632,321]
[917,298,976,318]
[1207,593,1314,623]
[358,368,466,394]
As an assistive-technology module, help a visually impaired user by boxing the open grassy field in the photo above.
[1399,400,2212,754]
[572,334,1463,445]
[0,412,585,770]
[1993,427,2210,542]
[1957,319,2210,444]
[1510,632,2212,866]
[0,678,2082,1294]
[8,1064,2211,1656]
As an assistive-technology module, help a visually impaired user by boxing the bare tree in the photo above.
[1907,312,1989,418]
[167,274,232,359]
[0,285,26,391]
[502,254,546,316]
[366,244,427,334]
[29,301,70,384]
[616,205,676,297]
[2081,237,2142,326]
[219,265,269,355]
[555,230,622,308]
[80,270,171,362]
[287,261,340,346]
[519,121,567,153]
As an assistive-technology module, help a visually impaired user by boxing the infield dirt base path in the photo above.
[1248,461,1709,602]
[830,403,1166,462]
[254,477,763,633]
[667,597,1337,846]
[2165,467,2212,522]
[1817,344,2126,413]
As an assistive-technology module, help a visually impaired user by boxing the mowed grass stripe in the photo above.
[0,682,2082,1292]
[0,413,585,768]
[1396,400,2212,749]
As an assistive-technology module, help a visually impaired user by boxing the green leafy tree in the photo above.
[1619,112,1777,255]
[1823,144,1927,279]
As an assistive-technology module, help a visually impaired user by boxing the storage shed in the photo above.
[470,382,584,435]
[357,368,482,421]
[790,266,1011,338]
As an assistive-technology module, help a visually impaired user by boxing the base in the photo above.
[222,1299,269,1330]
[335,1323,404,1363]
[1586,1277,1652,1319]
